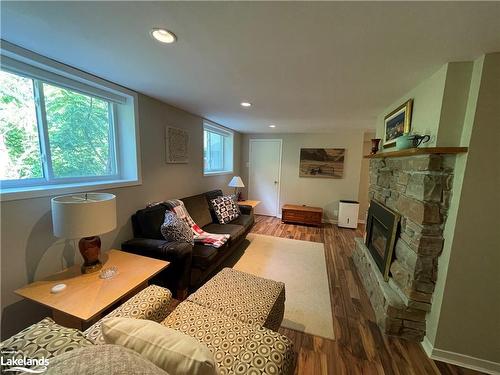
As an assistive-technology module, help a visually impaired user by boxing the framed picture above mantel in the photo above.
[383,99,413,148]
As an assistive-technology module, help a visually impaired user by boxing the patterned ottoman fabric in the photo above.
[46,344,169,375]
[1,317,93,372]
[84,285,172,344]
[188,268,285,331]
[162,301,295,375]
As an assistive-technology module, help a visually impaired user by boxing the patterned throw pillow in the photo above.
[211,195,241,224]
[160,211,194,244]
[0,317,93,372]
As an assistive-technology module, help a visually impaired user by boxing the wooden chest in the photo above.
[282,204,323,227]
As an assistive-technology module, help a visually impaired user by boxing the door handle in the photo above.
[274,181,279,184]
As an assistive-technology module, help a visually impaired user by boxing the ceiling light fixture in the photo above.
[240,102,252,107]
[269,125,276,128]
[150,28,177,44]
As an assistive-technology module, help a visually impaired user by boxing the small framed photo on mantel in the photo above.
[165,126,189,163]
[383,99,413,148]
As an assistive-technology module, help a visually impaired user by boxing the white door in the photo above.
[249,139,282,216]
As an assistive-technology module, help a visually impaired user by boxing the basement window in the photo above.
[203,122,233,175]
[0,42,141,201]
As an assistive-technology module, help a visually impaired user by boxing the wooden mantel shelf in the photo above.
[364,147,468,159]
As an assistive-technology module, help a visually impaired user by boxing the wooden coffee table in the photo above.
[15,249,169,330]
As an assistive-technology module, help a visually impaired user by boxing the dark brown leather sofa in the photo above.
[121,190,254,298]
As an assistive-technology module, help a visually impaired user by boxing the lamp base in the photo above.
[79,236,103,274]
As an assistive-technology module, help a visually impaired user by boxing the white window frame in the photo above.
[203,122,234,176]
[0,41,141,201]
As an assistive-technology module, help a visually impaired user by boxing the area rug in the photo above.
[233,233,334,340]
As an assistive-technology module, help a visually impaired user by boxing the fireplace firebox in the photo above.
[365,200,400,281]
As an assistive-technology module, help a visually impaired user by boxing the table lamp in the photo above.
[228,176,245,201]
[51,193,117,274]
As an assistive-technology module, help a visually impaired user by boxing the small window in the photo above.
[1,40,141,201]
[203,122,233,175]
[1,70,117,188]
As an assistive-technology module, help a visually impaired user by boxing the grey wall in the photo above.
[240,131,365,222]
[0,94,241,338]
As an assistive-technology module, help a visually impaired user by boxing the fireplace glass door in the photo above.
[365,200,400,281]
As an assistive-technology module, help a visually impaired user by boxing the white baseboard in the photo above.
[421,337,500,374]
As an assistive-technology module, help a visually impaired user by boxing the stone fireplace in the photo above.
[352,153,455,341]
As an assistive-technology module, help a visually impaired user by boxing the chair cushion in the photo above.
[84,285,172,345]
[160,211,193,245]
[45,344,168,375]
[102,318,217,375]
[181,194,213,228]
[187,268,285,331]
[210,196,240,224]
[0,317,93,368]
[161,301,295,375]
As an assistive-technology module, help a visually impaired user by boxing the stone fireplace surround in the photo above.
[352,153,455,341]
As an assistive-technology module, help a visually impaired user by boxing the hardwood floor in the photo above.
[250,215,484,375]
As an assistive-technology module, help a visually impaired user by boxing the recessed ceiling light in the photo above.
[269,125,276,128]
[240,102,252,107]
[150,28,176,44]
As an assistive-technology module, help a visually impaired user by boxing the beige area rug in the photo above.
[233,233,334,340]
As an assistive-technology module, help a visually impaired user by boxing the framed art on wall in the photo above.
[299,148,345,178]
[383,99,413,148]
[165,126,189,163]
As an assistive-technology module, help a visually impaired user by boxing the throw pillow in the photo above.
[160,211,193,244]
[46,344,168,375]
[211,195,240,224]
[102,317,217,375]
[0,317,93,373]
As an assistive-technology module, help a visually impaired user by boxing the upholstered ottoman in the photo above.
[187,268,285,331]
[162,301,295,375]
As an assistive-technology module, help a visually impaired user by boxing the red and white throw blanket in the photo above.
[163,199,230,248]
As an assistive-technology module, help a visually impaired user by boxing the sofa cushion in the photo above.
[181,194,213,228]
[227,214,254,231]
[204,190,224,222]
[211,196,240,224]
[45,344,168,375]
[192,244,219,270]
[203,223,244,246]
[162,301,295,375]
[102,318,217,375]
[134,204,168,239]
[0,317,93,368]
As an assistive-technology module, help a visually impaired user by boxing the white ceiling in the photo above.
[2,2,500,134]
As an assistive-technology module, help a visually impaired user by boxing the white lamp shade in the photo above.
[228,176,245,188]
[51,193,117,239]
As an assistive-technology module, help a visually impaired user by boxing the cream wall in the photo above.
[376,65,448,147]
[0,94,241,338]
[240,131,365,222]
[431,53,500,365]
[375,53,500,368]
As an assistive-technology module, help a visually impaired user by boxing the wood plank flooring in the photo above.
[250,215,484,375]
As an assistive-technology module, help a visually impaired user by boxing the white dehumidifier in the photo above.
[338,200,359,229]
